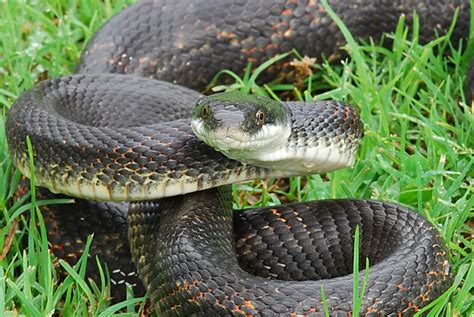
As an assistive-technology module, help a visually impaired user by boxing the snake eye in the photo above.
[201,105,210,119]
[256,110,265,127]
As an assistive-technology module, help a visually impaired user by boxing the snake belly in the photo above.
[6,0,470,316]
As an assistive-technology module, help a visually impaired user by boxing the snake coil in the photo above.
[7,0,470,316]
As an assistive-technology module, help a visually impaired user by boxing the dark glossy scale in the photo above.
[37,185,451,314]
[5,75,228,196]
[128,188,451,316]
[8,0,471,315]
[78,0,470,91]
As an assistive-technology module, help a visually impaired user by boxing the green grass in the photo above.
[0,0,473,316]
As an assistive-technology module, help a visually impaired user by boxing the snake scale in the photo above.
[6,1,471,316]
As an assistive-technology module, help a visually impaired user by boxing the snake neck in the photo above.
[128,186,238,313]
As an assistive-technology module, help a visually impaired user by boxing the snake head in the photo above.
[191,91,292,163]
[192,92,362,175]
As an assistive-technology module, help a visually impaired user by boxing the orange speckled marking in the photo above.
[216,31,237,40]
[404,302,420,313]
[244,300,255,310]
[395,284,409,292]
[271,208,282,217]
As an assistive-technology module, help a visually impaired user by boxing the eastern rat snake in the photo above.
[6,0,470,315]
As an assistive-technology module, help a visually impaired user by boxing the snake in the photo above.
[6,0,471,316]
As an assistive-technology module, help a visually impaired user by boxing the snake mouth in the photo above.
[192,118,291,156]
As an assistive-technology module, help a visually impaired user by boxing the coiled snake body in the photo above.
[6,1,470,316]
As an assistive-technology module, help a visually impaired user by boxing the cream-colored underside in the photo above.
[251,145,356,174]
[16,159,294,202]
[16,136,355,201]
